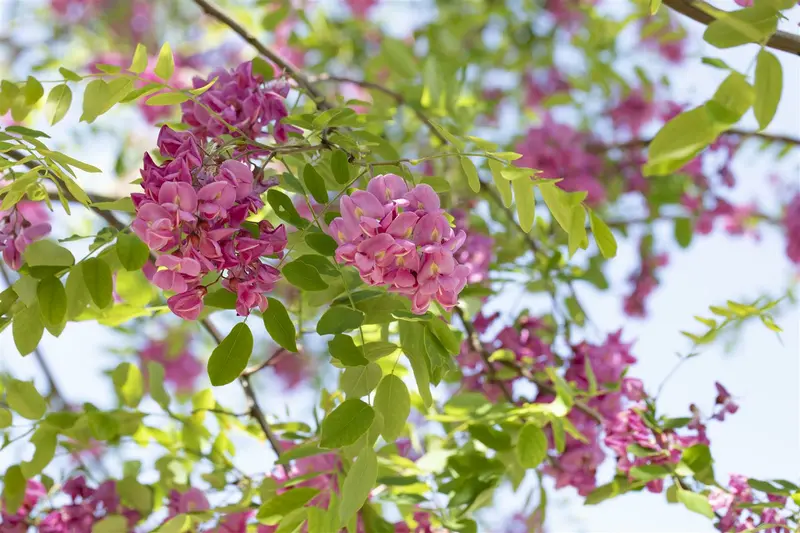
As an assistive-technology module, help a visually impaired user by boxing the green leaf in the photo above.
[37,276,67,330]
[676,488,714,518]
[339,448,378,524]
[2,465,25,514]
[154,42,175,80]
[267,189,309,229]
[258,488,320,525]
[262,4,290,30]
[707,72,754,126]
[650,0,661,14]
[460,157,481,193]
[145,92,190,106]
[207,322,254,386]
[82,258,113,309]
[754,50,782,130]
[147,362,171,410]
[305,233,338,256]
[263,297,298,352]
[363,342,399,361]
[382,39,417,78]
[538,182,571,232]
[629,464,671,481]
[427,319,460,355]
[0,408,11,428]
[112,362,144,408]
[303,164,328,203]
[516,423,548,468]
[374,374,410,441]
[283,260,329,291]
[317,306,365,335]
[95,516,133,533]
[81,79,110,123]
[23,240,75,267]
[7,378,46,420]
[567,205,587,257]
[341,363,382,398]
[129,43,149,74]
[21,427,57,477]
[512,178,535,232]
[91,197,136,213]
[252,57,275,80]
[703,5,778,49]
[674,217,693,248]
[46,84,72,126]
[117,477,153,514]
[65,266,91,320]
[23,76,43,105]
[329,334,369,366]
[41,149,102,173]
[12,304,44,356]
[320,399,375,449]
[331,150,351,185]
[644,106,716,176]
[115,233,150,271]
[59,67,83,82]
[398,320,432,408]
[589,210,617,258]
[488,159,512,208]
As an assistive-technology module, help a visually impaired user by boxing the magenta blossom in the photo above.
[139,333,203,393]
[0,201,51,270]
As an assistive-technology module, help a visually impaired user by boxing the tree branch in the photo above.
[590,128,800,154]
[662,0,800,57]
[191,0,331,109]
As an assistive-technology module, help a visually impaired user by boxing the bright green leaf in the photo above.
[516,423,548,468]
[703,6,778,49]
[488,159,512,208]
[145,92,189,106]
[12,304,44,356]
[23,240,75,267]
[341,363,382,398]
[129,44,148,74]
[6,379,47,420]
[589,210,617,258]
[644,106,716,176]
[303,164,328,203]
[207,322,254,386]
[676,488,714,518]
[316,306,365,335]
[320,399,375,449]
[258,488,320,525]
[398,320,432,408]
[263,297,298,352]
[37,276,66,330]
[112,362,144,408]
[305,233,338,256]
[115,233,149,271]
[754,50,782,130]
[2,465,25,514]
[460,157,481,193]
[82,258,113,309]
[374,374,410,441]
[46,84,72,126]
[331,150,351,184]
[283,260,329,291]
[329,334,369,366]
[339,447,378,524]
[512,178,535,232]
[154,42,175,80]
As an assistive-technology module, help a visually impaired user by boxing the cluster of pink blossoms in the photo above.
[181,60,297,143]
[51,0,151,43]
[708,475,790,532]
[783,193,800,264]
[0,201,50,270]
[515,116,606,204]
[452,209,493,284]
[329,174,471,314]
[134,62,293,320]
[0,477,139,533]
[139,334,203,393]
[623,239,669,318]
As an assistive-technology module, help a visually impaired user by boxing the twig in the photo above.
[454,306,514,404]
[192,0,331,109]
[591,128,800,154]
[242,347,288,377]
[662,0,800,57]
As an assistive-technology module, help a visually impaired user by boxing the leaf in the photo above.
[303,164,328,203]
[588,210,617,258]
[37,276,67,330]
[283,260,329,291]
[82,258,113,309]
[145,92,190,106]
[112,362,144,408]
[339,448,378,524]
[650,0,661,14]
[129,43,148,74]
[460,157,481,193]
[427,319,460,355]
[516,423,548,468]
[115,233,149,271]
[94,516,133,533]
[488,159,512,208]
[154,42,175,80]
[567,204,587,257]
[341,363,382,398]
[2,465,25,514]
[676,488,714,518]
[629,464,671,481]
[305,233,338,256]
[754,50,782,130]
[81,79,110,123]
[263,297,298,352]
[21,427,57,477]
[41,149,102,173]
[12,304,44,356]
[512,178,535,232]
[267,189,309,229]
[0,409,11,428]
[707,72,754,126]
[331,150,351,184]
[703,5,778,49]
[320,399,375,449]
[363,342,399,361]
[329,334,369,366]
[59,67,83,81]
[382,39,417,78]
[399,320,432,408]
[374,374,410,441]
[117,477,153,514]
[46,84,72,126]
[258,488,320,525]
[7,378,47,420]
[23,240,75,267]
[154,515,191,533]
[262,4,290,30]
[147,362,171,410]
[207,322,254,386]
[674,217,693,248]
[538,182,571,232]
[643,106,716,176]
[91,197,136,213]
[317,306,365,335]
[23,76,43,105]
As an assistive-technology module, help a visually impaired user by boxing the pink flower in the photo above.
[0,201,52,271]
[784,193,800,264]
[168,488,209,517]
[140,333,202,393]
[153,255,202,294]
[609,89,656,138]
[712,382,739,421]
[167,287,207,321]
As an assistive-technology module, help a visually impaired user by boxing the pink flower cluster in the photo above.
[623,239,668,318]
[0,201,50,270]
[181,60,297,143]
[709,475,790,533]
[544,0,598,28]
[51,0,151,42]
[609,89,657,138]
[524,68,570,110]
[453,209,493,284]
[329,174,471,314]
[0,476,140,533]
[133,125,287,319]
[139,333,203,393]
[515,116,606,204]
[783,193,800,264]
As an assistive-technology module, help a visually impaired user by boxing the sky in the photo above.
[0,1,799,532]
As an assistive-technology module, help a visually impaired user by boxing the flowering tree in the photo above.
[0,0,798,532]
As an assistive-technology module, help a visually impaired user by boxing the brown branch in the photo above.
[242,347,288,377]
[192,0,331,109]
[589,128,800,154]
[663,0,800,57]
